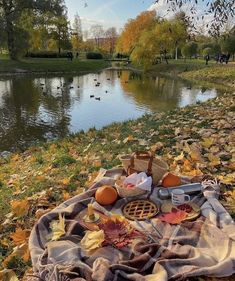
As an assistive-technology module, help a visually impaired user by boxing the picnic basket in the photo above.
[119,151,168,185]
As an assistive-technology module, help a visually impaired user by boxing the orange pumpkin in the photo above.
[162,173,181,188]
[95,185,118,205]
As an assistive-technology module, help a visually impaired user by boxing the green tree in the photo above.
[0,0,66,59]
[181,42,198,59]
[49,15,71,53]
[220,30,235,60]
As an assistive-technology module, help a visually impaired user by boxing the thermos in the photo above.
[157,183,202,200]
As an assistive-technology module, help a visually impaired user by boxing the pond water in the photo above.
[0,69,225,152]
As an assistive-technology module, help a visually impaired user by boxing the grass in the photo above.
[140,58,235,89]
[0,55,110,74]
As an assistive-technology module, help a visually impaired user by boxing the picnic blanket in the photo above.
[28,168,235,281]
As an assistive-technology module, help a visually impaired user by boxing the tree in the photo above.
[0,0,66,59]
[116,11,157,56]
[90,24,104,48]
[104,27,118,55]
[71,13,83,52]
[49,15,71,53]
[220,29,235,60]
[181,42,198,59]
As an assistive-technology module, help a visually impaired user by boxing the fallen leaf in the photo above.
[93,159,102,167]
[207,153,221,166]
[50,213,65,241]
[11,199,29,217]
[0,269,19,281]
[138,139,148,146]
[158,208,187,224]
[61,177,70,185]
[201,138,214,148]
[80,230,105,251]
[150,142,163,152]
[174,152,185,162]
[123,135,135,144]
[10,228,30,246]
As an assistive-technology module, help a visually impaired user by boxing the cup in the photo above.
[171,189,190,206]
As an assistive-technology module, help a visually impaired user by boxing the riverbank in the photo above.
[0,57,110,75]
[0,91,234,279]
[146,60,235,89]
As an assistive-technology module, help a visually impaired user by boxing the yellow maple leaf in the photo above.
[174,152,185,162]
[0,269,19,281]
[10,228,30,246]
[11,199,29,217]
[207,153,221,166]
[50,213,65,241]
[61,177,70,185]
[80,230,105,251]
[201,138,214,149]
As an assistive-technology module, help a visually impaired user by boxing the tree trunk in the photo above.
[175,46,178,60]
[3,1,17,60]
[6,21,17,60]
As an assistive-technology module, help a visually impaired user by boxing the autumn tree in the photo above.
[104,27,118,55]
[71,13,83,52]
[116,10,157,56]
[90,24,104,48]
[0,0,66,59]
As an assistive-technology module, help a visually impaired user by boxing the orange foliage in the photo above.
[116,11,157,54]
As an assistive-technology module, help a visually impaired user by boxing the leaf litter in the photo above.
[0,92,234,279]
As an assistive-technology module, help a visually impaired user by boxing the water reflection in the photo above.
[0,70,224,152]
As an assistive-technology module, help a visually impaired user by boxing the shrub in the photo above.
[86,52,103,59]
[25,51,69,58]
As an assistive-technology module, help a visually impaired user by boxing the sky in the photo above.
[65,0,154,32]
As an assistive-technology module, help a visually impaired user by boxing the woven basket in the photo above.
[119,151,168,185]
[115,180,146,198]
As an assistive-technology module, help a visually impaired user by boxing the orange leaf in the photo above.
[10,228,30,246]
[158,208,187,224]
[11,199,29,217]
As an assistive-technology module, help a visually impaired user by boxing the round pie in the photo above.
[122,200,158,220]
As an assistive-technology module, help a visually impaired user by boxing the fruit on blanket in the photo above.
[162,173,181,187]
[95,185,118,205]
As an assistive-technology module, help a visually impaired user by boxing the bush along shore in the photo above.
[0,92,234,280]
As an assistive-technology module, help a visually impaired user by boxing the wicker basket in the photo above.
[115,180,146,198]
[119,151,168,185]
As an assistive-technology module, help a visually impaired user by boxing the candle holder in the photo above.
[83,213,100,223]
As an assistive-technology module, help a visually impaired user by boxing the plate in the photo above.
[161,201,200,221]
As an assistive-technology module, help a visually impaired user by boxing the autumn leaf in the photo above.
[11,199,29,217]
[0,269,19,281]
[98,216,135,248]
[123,135,136,144]
[50,213,66,241]
[150,142,163,152]
[61,177,70,185]
[201,138,214,149]
[158,208,187,224]
[80,230,105,251]
[207,153,221,166]
[93,159,102,167]
[3,243,30,266]
[174,152,185,162]
[10,228,30,246]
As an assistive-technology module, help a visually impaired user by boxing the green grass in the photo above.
[0,56,110,74]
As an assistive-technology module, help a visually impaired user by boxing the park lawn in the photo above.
[0,91,234,279]
[180,63,235,88]
[0,56,110,74]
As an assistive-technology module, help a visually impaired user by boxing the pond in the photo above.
[0,69,226,152]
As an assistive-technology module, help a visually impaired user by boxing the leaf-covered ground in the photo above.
[0,92,234,280]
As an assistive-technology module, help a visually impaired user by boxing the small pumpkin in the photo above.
[95,185,118,205]
[161,173,181,188]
